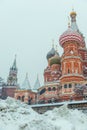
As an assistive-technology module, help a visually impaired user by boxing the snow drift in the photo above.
[0,97,87,130]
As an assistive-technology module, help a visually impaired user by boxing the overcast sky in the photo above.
[0,0,87,87]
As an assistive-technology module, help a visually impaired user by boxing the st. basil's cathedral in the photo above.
[1,10,87,104]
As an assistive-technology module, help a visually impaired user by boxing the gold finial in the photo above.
[52,39,54,48]
[68,16,70,28]
[70,7,76,16]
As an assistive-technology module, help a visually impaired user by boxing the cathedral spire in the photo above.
[70,9,79,32]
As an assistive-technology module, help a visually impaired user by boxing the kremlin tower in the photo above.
[2,56,19,99]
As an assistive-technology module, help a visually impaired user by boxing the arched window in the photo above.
[40,88,46,95]
[48,87,51,91]
[22,96,25,102]
[75,83,77,87]
[64,84,67,88]
[17,96,21,100]
[69,84,72,88]
[52,87,56,91]
[68,69,70,73]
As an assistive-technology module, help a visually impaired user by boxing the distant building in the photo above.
[14,73,36,104]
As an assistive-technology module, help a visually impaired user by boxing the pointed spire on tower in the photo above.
[12,54,17,70]
[33,74,40,90]
[21,73,31,90]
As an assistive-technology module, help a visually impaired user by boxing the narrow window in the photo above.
[69,84,72,88]
[22,96,25,102]
[68,69,70,73]
[48,87,51,91]
[64,84,67,88]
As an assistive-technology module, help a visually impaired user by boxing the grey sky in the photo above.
[0,0,87,87]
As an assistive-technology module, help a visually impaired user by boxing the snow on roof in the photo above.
[21,73,31,90]
[33,75,40,90]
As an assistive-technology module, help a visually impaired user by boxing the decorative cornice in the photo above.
[60,74,84,79]
[61,56,82,62]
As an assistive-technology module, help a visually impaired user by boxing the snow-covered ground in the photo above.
[0,97,87,130]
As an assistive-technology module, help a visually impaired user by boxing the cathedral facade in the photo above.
[37,10,87,104]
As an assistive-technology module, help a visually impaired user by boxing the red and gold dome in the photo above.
[59,28,83,47]
[59,10,84,47]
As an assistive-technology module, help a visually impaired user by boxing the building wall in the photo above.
[14,90,36,104]
[2,86,17,99]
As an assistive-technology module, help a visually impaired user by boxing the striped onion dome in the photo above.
[59,27,83,47]
[59,10,84,47]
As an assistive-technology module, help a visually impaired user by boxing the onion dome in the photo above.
[49,50,61,66]
[50,56,61,66]
[59,28,83,47]
[70,10,76,18]
[59,10,83,47]
[46,46,59,60]
[46,47,55,60]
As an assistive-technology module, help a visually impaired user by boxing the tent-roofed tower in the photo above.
[33,75,40,91]
[21,73,31,90]
[7,55,18,86]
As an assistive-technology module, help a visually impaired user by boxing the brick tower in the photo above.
[59,10,85,100]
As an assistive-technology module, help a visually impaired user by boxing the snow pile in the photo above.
[0,97,87,130]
